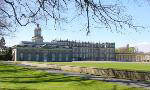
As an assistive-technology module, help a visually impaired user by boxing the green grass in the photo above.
[0,62,144,90]
[32,61,150,71]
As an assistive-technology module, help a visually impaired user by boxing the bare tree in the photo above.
[0,0,147,35]
[0,0,15,36]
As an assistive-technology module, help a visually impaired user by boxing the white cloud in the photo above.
[132,42,150,53]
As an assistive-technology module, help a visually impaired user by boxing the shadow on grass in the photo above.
[0,88,37,90]
[0,64,86,84]
[0,63,144,90]
[0,72,86,83]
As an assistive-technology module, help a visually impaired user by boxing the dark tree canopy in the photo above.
[0,0,148,35]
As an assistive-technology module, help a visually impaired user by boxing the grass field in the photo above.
[0,62,144,90]
[32,61,150,71]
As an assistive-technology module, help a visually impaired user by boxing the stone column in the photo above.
[13,49,17,61]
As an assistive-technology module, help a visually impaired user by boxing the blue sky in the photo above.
[5,1,150,52]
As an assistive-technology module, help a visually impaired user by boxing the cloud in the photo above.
[132,42,150,53]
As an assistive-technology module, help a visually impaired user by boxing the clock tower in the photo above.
[32,24,43,44]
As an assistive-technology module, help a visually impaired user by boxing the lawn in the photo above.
[32,61,150,71]
[0,62,144,90]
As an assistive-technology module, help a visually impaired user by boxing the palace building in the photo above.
[115,44,137,62]
[12,24,116,62]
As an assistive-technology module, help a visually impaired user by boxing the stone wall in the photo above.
[19,62,150,81]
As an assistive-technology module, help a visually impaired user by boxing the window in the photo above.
[44,54,47,62]
[59,54,62,61]
[66,54,69,61]
[20,53,23,60]
[28,54,31,61]
[52,53,55,61]
[36,54,39,61]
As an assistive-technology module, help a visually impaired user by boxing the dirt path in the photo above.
[5,61,150,89]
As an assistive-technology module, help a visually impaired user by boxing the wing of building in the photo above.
[115,44,150,62]
[12,24,116,62]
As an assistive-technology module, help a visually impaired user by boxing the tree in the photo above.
[0,0,13,36]
[0,0,147,35]
[0,47,12,61]
[4,47,12,60]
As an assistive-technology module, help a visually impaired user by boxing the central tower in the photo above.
[32,24,43,44]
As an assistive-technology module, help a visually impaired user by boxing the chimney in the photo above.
[127,44,129,49]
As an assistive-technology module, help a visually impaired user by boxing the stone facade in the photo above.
[12,47,72,62]
[116,44,150,62]
[52,40,115,61]
[116,44,136,62]
[136,53,150,62]
[12,24,116,62]
[116,53,136,62]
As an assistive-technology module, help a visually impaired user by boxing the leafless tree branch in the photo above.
[0,0,148,36]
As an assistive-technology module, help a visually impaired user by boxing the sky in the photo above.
[5,1,150,52]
